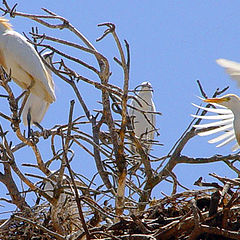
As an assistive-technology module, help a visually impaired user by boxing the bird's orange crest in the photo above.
[0,17,12,30]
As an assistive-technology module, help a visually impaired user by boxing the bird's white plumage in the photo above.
[22,94,50,126]
[191,103,232,114]
[192,95,240,152]
[0,18,55,103]
[129,81,156,153]
[22,52,54,126]
[208,130,234,143]
[216,58,240,87]
[190,57,240,152]
[192,118,233,129]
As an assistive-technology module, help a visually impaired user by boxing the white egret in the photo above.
[129,81,156,153]
[22,51,54,133]
[191,58,240,151]
[0,17,55,103]
[192,95,240,151]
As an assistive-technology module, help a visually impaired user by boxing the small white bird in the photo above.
[129,81,156,153]
[192,95,239,151]
[0,17,55,105]
[22,51,54,130]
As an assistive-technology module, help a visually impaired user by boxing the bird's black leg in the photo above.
[34,122,50,139]
[18,90,30,118]
[27,109,32,138]
[34,122,44,132]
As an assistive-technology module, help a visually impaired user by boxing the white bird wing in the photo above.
[193,118,233,129]
[191,103,232,114]
[129,98,136,120]
[128,97,137,134]
[129,97,144,138]
[216,134,236,148]
[208,130,234,143]
[1,30,55,103]
[216,58,240,87]
[149,99,156,140]
[192,102,238,151]
[22,51,54,126]
[196,123,233,136]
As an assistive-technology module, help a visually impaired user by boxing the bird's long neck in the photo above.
[234,118,240,145]
[233,107,240,145]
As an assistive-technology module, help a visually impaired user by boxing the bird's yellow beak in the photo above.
[204,97,228,104]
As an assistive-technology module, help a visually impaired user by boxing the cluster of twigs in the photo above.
[1,174,240,239]
[0,1,240,239]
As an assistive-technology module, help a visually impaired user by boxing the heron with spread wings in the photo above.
[192,59,240,151]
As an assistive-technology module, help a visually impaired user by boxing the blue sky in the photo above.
[1,1,240,216]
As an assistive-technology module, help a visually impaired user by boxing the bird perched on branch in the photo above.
[22,51,54,134]
[192,58,240,151]
[129,81,156,154]
[0,17,55,128]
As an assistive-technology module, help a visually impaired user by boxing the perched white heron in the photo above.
[22,51,54,133]
[192,58,240,151]
[0,17,55,136]
[0,18,55,103]
[129,81,156,153]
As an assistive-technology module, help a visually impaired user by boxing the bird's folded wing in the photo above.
[4,31,55,102]
[22,93,49,126]
[151,99,156,129]
[128,98,136,117]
